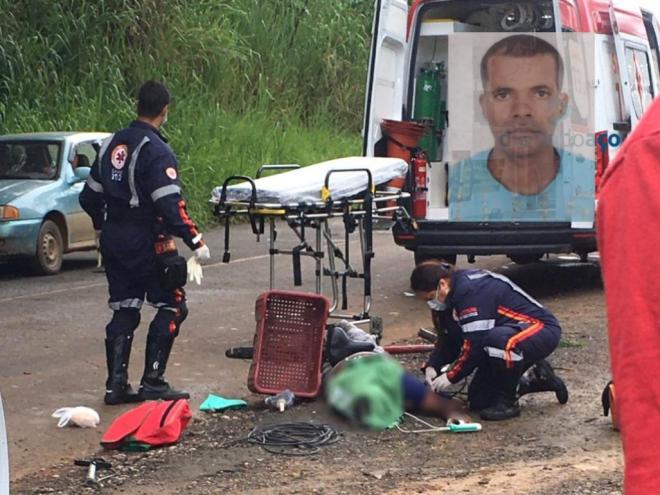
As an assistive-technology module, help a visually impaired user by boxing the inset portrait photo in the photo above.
[447,33,596,223]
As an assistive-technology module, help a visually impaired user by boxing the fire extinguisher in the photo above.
[411,152,428,219]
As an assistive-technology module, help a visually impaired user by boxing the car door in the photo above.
[63,140,99,248]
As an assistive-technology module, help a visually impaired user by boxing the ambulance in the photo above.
[363,0,660,264]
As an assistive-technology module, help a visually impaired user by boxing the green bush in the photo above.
[0,0,374,225]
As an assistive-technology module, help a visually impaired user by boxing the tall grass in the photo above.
[0,0,374,224]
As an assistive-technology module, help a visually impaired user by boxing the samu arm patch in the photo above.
[165,167,178,180]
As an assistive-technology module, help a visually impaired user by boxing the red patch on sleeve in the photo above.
[459,307,478,319]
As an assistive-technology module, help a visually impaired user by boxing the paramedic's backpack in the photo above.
[601,381,620,431]
[101,400,192,450]
[326,354,403,430]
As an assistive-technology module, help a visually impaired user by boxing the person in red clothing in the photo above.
[597,97,660,494]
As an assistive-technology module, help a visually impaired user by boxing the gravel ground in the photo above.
[11,258,622,494]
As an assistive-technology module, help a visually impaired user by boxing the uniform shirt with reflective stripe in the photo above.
[81,120,201,250]
[444,269,559,382]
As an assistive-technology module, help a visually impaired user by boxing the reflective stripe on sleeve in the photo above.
[485,270,543,308]
[461,319,495,333]
[128,136,150,208]
[97,133,114,177]
[85,175,104,193]
[109,298,143,310]
[151,184,181,202]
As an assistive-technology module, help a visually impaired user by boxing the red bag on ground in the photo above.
[101,400,192,450]
[598,97,660,494]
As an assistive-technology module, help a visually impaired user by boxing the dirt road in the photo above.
[1,223,621,493]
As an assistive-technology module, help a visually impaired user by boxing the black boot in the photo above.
[104,334,142,405]
[518,359,569,404]
[138,333,189,401]
[480,362,521,421]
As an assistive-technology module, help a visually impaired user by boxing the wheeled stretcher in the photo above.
[211,156,414,330]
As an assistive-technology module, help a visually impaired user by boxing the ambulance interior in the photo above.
[408,1,558,219]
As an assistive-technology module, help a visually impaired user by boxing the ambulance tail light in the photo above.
[595,131,609,195]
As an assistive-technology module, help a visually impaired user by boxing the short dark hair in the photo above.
[410,261,453,292]
[137,80,170,118]
[480,35,564,90]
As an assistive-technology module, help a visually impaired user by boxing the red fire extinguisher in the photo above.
[411,153,428,219]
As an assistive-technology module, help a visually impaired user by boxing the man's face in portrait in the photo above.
[479,53,568,159]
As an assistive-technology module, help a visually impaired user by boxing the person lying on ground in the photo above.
[326,353,471,430]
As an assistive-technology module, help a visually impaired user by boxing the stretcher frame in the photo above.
[212,164,414,330]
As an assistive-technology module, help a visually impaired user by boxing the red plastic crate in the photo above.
[248,290,330,398]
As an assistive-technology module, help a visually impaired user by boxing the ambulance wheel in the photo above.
[414,251,457,266]
[32,220,63,275]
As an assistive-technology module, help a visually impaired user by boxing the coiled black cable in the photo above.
[246,422,340,456]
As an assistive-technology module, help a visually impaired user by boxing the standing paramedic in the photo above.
[80,80,210,405]
[411,262,568,420]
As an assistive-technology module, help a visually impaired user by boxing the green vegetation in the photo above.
[0,0,374,223]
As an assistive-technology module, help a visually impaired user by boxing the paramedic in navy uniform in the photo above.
[80,80,210,405]
[449,34,594,222]
[411,261,568,420]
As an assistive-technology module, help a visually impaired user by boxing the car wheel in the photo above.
[32,220,63,275]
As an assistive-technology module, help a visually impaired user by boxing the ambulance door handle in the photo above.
[613,120,631,133]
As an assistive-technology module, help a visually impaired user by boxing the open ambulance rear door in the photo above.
[362,0,409,157]
[609,0,657,135]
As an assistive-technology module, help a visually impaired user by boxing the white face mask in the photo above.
[427,286,449,312]
[161,112,168,126]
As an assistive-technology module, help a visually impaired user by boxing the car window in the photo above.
[71,142,98,169]
[0,141,61,180]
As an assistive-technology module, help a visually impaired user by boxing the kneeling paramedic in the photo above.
[411,262,568,420]
[80,80,210,405]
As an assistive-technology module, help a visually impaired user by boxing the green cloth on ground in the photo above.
[119,440,151,452]
[199,394,247,412]
[326,354,404,430]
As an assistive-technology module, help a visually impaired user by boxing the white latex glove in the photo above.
[424,366,438,387]
[195,244,210,260]
[187,256,203,285]
[52,407,100,428]
[191,233,210,260]
[430,373,454,393]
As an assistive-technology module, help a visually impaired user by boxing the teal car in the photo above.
[0,132,110,274]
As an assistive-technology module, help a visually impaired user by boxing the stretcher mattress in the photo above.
[212,156,408,205]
